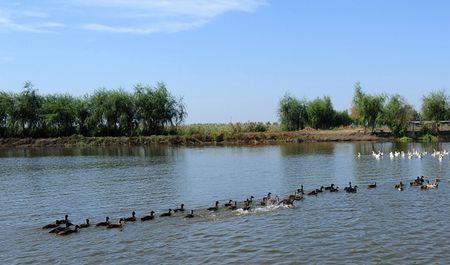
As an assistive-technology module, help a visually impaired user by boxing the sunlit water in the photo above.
[1,142,450,264]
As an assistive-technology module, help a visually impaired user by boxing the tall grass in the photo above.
[175,122,280,141]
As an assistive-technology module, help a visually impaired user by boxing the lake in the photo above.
[1,142,449,264]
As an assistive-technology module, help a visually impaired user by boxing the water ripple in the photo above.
[1,143,450,264]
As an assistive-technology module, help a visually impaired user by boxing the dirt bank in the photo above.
[0,129,393,148]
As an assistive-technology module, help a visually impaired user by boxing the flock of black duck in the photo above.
[41,175,441,236]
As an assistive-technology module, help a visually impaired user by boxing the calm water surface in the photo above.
[1,142,450,264]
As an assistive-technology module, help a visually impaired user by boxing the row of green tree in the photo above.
[278,94,352,131]
[279,82,450,137]
[0,82,186,137]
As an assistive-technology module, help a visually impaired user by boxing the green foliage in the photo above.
[41,94,78,137]
[334,110,352,127]
[0,82,186,137]
[419,133,439,142]
[135,83,186,135]
[421,90,449,130]
[13,82,43,137]
[89,89,135,136]
[74,97,90,136]
[0,91,13,136]
[397,136,412,143]
[352,82,386,133]
[177,122,278,141]
[278,94,308,131]
[306,96,335,129]
[381,94,414,137]
[278,93,351,131]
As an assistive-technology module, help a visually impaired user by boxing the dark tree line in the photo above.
[0,82,186,138]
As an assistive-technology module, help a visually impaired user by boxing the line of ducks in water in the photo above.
[42,196,286,236]
[357,149,449,161]
[393,176,440,191]
[41,175,441,236]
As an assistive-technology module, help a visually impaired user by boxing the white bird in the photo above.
[389,152,395,159]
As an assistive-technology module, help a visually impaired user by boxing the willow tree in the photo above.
[41,94,78,137]
[381,94,414,137]
[12,82,43,137]
[74,96,91,136]
[278,93,308,131]
[89,89,135,136]
[134,82,186,135]
[352,82,385,133]
[422,89,449,132]
[306,96,335,129]
[0,91,13,136]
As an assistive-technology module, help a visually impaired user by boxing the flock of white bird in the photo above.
[357,149,450,162]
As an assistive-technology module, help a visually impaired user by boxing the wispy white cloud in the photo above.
[77,0,266,34]
[83,19,209,35]
[0,8,64,33]
[0,0,266,35]
[75,0,266,18]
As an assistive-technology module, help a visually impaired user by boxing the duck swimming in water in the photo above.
[229,201,238,210]
[207,201,219,211]
[344,182,357,193]
[107,219,123,229]
[56,215,71,225]
[96,217,110,227]
[260,197,267,206]
[268,195,279,205]
[280,195,295,207]
[324,184,335,190]
[329,185,339,192]
[368,182,377,189]
[141,211,155,221]
[394,181,404,191]
[174,204,185,212]
[49,222,71,234]
[242,201,251,211]
[57,225,79,236]
[79,219,90,229]
[42,220,61,229]
[160,209,172,217]
[308,189,319,196]
[421,180,438,190]
[325,184,338,192]
[293,190,305,200]
[124,211,137,222]
[224,200,233,207]
[308,186,324,196]
[410,176,424,186]
[184,210,194,219]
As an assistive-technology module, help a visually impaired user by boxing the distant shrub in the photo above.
[419,133,439,142]
[397,136,412,143]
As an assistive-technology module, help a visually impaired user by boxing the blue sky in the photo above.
[1,0,450,123]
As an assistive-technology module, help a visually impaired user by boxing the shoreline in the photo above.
[0,129,393,148]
